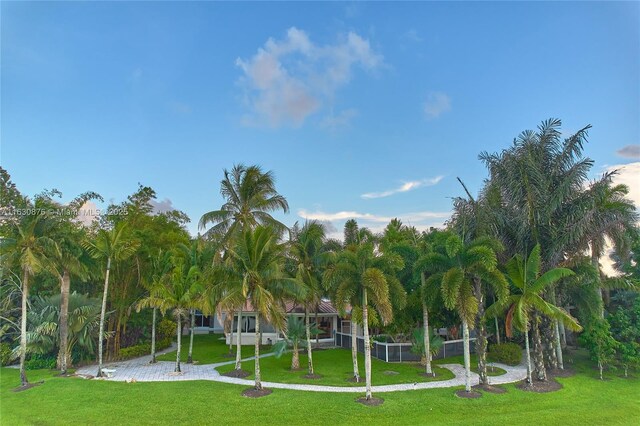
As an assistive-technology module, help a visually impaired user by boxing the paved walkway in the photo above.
[76,349,527,392]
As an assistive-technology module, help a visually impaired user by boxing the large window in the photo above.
[194,310,211,328]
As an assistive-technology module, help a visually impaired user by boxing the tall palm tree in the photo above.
[198,164,290,243]
[225,225,294,392]
[486,244,582,384]
[141,250,172,363]
[325,237,405,401]
[83,223,139,377]
[424,234,504,393]
[1,211,56,387]
[289,221,331,376]
[138,259,203,372]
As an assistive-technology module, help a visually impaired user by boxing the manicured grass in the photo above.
[1,349,638,425]
[156,333,255,364]
[217,347,454,386]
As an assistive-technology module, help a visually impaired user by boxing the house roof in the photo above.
[224,299,340,315]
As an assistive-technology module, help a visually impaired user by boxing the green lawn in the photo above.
[216,347,454,386]
[156,333,256,364]
[1,349,638,425]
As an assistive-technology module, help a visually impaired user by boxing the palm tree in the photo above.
[486,244,582,384]
[83,223,139,377]
[138,258,203,372]
[225,225,294,392]
[199,164,290,243]
[142,250,172,363]
[1,210,56,387]
[324,237,405,401]
[289,221,331,376]
[424,234,504,393]
[273,316,320,370]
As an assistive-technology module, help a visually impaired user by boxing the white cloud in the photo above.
[600,162,640,277]
[236,27,383,127]
[150,198,175,214]
[402,29,423,43]
[424,92,451,119]
[75,201,99,227]
[298,208,451,241]
[616,145,640,159]
[361,176,444,199]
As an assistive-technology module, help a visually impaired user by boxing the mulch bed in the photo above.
[222,369,251,378]
[242,387,273,398]
[516,378,563,393]
[383,371,400,376]
[221,353,236,358]
[12,381,44,392]
[472,384,507,394]
[356,396,384,406]
[302,373,323,380]
[455,390,482,399]
[418,372,436,378]
[345,376,362,383]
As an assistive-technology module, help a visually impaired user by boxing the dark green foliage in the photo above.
[0,343,13,366]
[24,354,56,370]
[488,342,522,366]
[608,293,640,376]
[580,318,618,379]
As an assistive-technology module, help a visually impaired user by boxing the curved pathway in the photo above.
[75,350,527,393]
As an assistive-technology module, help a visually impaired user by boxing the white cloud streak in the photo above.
[616,145,640,159]
[236,27,383,127]
[424,92,451,119]
[361,176,444,199]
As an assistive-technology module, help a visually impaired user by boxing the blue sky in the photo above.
[2,1,639,238]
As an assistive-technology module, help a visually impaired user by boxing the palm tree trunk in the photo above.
[362,289,372,400]
[422,301,433,375]
[254,315,262,390]
[559,321,567,348]
[19,269,29,387]
[57,269,71,374]
[97,257,111,378]
[291,342,300,370]
[187,310,195,363]
[305,307,314,375]
[524,328,533,384]
[235,307,243,370]
[547,290,564,369]
[351,319,360,382]
[494,316,501,345]
[462,319,472,392]
[532,314,547,381]
[150,307,157,363]
[175,313,182,372]
[315,309,319,344]
[473,277,488,386]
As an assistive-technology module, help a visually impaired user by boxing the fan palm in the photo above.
[273,316,321,371]
[83,223,139,377]
[198,164,290,244]
[486,244,582,383]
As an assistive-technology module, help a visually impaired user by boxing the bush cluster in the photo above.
[0,343,14,366]
[488,342,522,366]
[25,353,57,370]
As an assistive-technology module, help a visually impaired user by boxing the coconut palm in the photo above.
[486,244,582,383]
[198,164,290,243]
[324,237,405,401]
[1,210,56,387]
[273,316,320,371]
[224,225,294,392]
[83,223,139,377]
[289,221,332,376]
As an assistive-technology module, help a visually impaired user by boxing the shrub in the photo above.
[119,343,151,360]
[488,342,522,366]
[0,343,14,366]
[25,353,57,370]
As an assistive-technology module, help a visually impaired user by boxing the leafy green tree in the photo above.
[83,223,139,377]
[579,318,618,380]
[487,244,581,383]
[608,294,640,377]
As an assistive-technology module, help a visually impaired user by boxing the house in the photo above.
[223,299,341,345]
